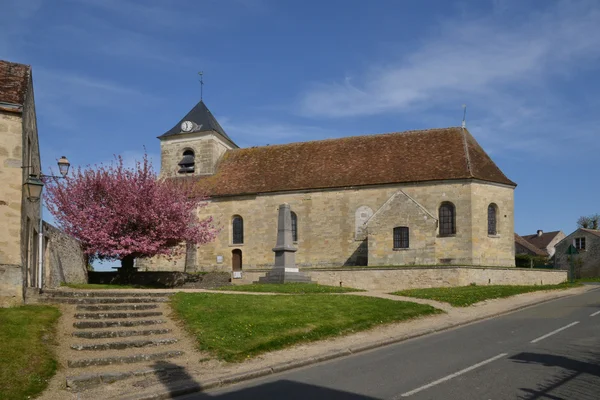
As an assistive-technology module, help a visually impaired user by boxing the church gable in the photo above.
[191,127,516,197]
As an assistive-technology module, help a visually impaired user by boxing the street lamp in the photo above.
[22,156,71,202]
[23,174,44,202]
[57,156,70,177]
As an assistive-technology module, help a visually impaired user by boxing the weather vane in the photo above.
[198,71,204,101]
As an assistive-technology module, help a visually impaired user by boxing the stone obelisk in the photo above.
[258,204,312,284]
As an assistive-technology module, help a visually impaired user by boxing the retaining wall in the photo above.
[234,266,567,291]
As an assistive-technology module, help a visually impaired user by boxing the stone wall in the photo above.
[0,110,24,306]
[554,230,600,277]
[43,222,88,288]
[0,78,42,306]
[187,179,515,272]
[236,267,567,291]
[160,132,232,178]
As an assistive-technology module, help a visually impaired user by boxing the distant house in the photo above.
[521,230,565,259]
[515,233,547,257]
[554,229,600,278]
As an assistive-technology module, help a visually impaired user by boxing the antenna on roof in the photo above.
[461,104,467,128]
[198,71,204,101]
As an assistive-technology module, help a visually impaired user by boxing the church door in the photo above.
[232,249,242,272]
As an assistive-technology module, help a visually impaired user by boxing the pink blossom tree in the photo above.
[45,154,217,271]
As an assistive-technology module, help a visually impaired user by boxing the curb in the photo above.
[120,286,598,400]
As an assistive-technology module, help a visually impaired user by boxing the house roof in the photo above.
[515,233,548,256]
[522,230,563,250]
[188,127,516,197]
[158,100,235,145]
[0,60,31,111]
[580,228,600,238]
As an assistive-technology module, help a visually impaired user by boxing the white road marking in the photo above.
[530,321,580,343]
[590,310,600,317]
[399,353,508,397]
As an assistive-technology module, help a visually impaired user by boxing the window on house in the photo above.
[178,149,195,174]
[575,237,586,250]
[291,212,298,242]
[393,227,409,249]
[439,202,456,236]
[488,204,498,235]
[232,215,244,244]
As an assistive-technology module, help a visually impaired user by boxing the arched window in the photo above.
[232,215,244,244]
[178,149,195,174]
[439,202,456,236]
[488,204,498,235]
[393,227,409,249]
[291,212,298,242]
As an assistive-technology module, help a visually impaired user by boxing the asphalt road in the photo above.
[176,286,600,400]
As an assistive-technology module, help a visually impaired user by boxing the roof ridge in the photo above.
[461,126,473,177]
[228,126,463,152]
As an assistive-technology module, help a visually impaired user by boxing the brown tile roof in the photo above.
[189,127,516,197]
[0,60,31,111]
[522,230,563,250]
[581,228,600,238]
[515,233,548,256]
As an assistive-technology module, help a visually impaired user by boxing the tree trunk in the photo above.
[119,254,136,284]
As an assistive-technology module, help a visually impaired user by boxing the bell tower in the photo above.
[157,100,237,178]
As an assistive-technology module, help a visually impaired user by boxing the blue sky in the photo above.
[2,0,599,264]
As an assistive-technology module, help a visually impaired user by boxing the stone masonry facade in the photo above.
[554,229,600,278]
[139,179,515,272]
[0,76,42,306]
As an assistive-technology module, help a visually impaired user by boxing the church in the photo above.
[138,99,516,274]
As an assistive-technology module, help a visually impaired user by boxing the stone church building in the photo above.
[140,100,517,273]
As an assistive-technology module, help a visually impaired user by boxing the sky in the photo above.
[2,0,599,269]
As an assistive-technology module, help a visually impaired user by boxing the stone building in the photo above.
[554,228,600,278]
[521,230,565,259]
[0,60,86,306]
[139,100,517,273]
[0,60,43,306]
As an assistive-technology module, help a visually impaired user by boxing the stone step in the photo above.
[67,350,184,368]
[71,338,178,351]
[76,304,159,311]
[42,290,173,298]
[66,364,185,391]
[74,311,163,320]
[73,328,172,339]
[74,319,166,329]
[41,297,169,304]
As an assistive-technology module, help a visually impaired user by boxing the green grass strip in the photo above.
[392,283,581,307]
[215,283,363,293]
[0,305,61,400]
[171,293,440,362]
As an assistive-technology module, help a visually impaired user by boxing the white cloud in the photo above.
[299,1,600,119]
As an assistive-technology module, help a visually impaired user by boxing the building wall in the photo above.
[140,179,515,272]
[0,78,41,306]
[159,132,232,178]
[470,181,515,266]
[545,232,566,258]
[43,222,88,288]
[555,230,600,277]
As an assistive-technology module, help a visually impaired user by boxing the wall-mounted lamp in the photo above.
[22,156,71,202]
[23,174,44,202]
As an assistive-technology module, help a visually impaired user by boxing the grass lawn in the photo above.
[576,277,600,282]
[392,283,581,307]
[0,305,60,400]
[215,283,363,293]
[171,293,440,362]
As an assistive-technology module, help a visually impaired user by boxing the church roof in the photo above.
[190,127,516,197]
[0,60,31,112]
[158,100,235,144]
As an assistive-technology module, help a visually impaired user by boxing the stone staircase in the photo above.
[40,290,191,393]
